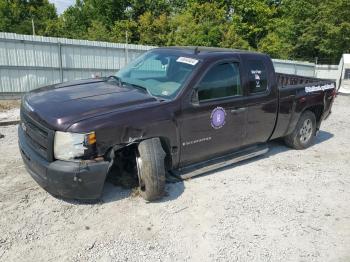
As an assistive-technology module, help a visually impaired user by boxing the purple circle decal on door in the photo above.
[211,107,226,129]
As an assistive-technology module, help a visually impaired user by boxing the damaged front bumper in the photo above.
[18,126,110,200]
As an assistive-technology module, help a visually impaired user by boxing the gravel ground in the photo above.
[0,108,20,122]
[0,100,20,112]
[0,96,350,262]
[0,100,20,123]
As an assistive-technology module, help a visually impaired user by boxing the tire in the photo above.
[284,111,317,150]
[136,138,166,201]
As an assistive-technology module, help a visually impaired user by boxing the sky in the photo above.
[49,0,75,14]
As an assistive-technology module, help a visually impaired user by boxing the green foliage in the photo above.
[220,24,250,50]
[138,12,171,46]
[85,20,110,41]
[110,19,138,43]
[0,0,57,35]
[268,0,350,63]
[82,0,129,28]
[126,0,173,19]
[231,0,277,49]
[1,0,350,63]
[258,32,293,59]
[309,0,350,62]
[170,2,226,47]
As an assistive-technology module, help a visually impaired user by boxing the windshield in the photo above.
[116,51,200,99]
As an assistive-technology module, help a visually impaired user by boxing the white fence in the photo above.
[0,33,341,96]
[0,33,153,93]
[273,59,316,77]
[272,59,340,80]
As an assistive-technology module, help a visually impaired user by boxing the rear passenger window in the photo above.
[247,60,268,94]
[198,62,241,101]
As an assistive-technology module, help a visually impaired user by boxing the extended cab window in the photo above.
[247,60,268,94]
[198,62,241,101]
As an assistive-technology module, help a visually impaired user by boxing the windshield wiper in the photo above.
[106,75,122,86]
[123,82,158,100]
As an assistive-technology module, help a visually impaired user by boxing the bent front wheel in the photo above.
[137,138,166,201]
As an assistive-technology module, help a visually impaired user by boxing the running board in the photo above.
[172,144,269,180]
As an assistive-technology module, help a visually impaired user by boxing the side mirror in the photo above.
[191,88,200,106]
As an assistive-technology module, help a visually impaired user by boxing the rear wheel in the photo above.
[137,138,166,201]
[284,111,316,149]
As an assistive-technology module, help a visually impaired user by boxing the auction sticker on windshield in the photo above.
[176,57,199,66]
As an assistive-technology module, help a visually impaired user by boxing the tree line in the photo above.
[1,0,349,64]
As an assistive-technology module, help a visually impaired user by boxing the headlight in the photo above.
[54,131,96,161]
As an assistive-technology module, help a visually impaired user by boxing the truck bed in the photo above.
[276,73,331,88]
[271,73,336,141]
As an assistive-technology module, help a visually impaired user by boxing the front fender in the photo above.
[67,104,181,169]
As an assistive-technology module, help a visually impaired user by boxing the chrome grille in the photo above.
[20,110,54,161]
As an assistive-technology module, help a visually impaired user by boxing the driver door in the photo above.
[179,61,247,167]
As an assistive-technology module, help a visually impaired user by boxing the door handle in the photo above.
[230,107,246,113]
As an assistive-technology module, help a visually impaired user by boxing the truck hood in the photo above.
[24,78,157,130]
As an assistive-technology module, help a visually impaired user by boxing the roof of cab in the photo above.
[153,46,265,59]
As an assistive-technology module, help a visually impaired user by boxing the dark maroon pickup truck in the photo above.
[18,47,336,201]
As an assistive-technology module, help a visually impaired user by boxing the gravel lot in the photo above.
[0,96,350,262]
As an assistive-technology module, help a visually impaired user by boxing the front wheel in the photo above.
[137,138,166,201]
[284,111,317,150]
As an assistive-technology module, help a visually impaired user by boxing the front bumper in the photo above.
[18,126,110,200]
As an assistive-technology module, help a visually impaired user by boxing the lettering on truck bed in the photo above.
[305,83,335,93]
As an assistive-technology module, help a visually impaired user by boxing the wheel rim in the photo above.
[136,156,146,191]
[299,118,313,144]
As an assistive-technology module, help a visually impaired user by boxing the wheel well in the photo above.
[158,137,172,171]
[106,143,139,189]
[105,137,172,187]
[304,105,324,124]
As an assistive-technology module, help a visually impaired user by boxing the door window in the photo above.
[247,60,268,94]
[197,62,241,101]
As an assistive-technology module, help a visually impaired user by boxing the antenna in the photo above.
[194,47,200,55]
